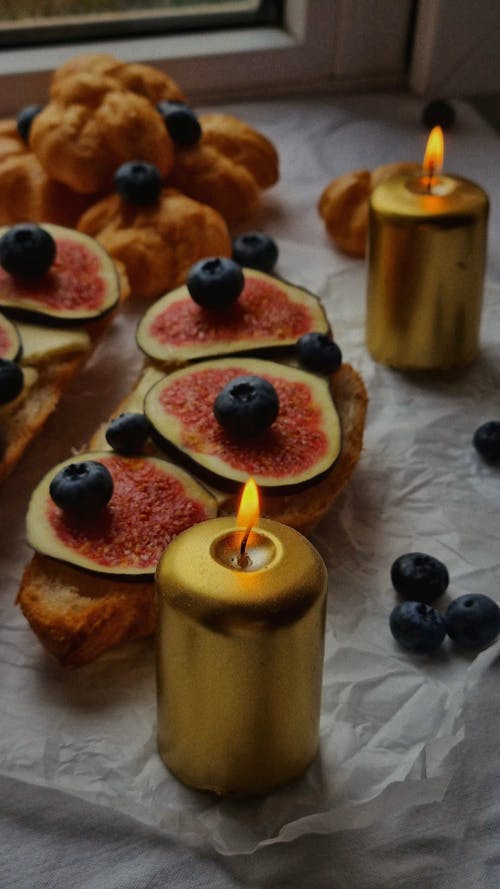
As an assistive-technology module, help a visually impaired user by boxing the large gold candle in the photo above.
[155,480,327,797]
[366,127,489,369]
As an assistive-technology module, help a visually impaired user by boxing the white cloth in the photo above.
[2,92,500,888]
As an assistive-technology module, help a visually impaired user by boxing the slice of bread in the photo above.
[0,225,127,484]
[0,352,88,484]
[17,361,367,666]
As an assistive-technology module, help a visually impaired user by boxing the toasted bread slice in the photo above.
[0,353,87,484]
[17,361,367,666]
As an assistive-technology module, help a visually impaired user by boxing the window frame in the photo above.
[0,1,413,115]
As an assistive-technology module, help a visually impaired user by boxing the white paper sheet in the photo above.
[2,240,499,856]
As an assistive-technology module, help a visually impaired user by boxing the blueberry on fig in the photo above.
[297,332,342,374]
[391,552,449,604]
[421,99,456,131]
[16,104,44,143]
[473,421,500,462]
[105,412,150,454]
[49,460,113,516]
[114,161,163,205]
[214,375,279,437]
[389,601,446,654]
[445,594,500,650]
[187,257,244,310]
[232,232,278,273]
[0,358,24,405]
[0,223,56,278]
[157,101,201,146]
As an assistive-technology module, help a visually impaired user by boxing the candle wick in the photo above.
[426,162,435,194]
[240,525,252,557]
[236,525,253,568]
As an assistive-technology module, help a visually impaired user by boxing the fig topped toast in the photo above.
[0,223,122,483]
[17,252,367,666]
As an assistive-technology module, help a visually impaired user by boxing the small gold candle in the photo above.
[366,127,489,369]
[155,479,327,798]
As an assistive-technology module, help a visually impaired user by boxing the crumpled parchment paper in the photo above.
[1,243,499,856]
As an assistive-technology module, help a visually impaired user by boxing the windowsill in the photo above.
[0,3,409,114]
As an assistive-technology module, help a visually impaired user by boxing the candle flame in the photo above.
[237,477,260,530]
[423,126,444,178]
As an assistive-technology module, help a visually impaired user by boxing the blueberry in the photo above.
[232,232,279,273]
[187,257,244,310]
[389,601,446,654]
[114,161,163,205]
[157,101,201,146]
[0,358,24,405]
[49,460,113,516]
[214,375,279,437]
[105,412,150,454]
[16,104,44,143]
[297,332,342,374]
[391,552,449,604]
[473,421,500,462]
[445,594,500,650]
[421,99,456,131]
[0,223,56,278]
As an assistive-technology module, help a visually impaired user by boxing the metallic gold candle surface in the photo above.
[155,515,327,798]
[366,133,489,369]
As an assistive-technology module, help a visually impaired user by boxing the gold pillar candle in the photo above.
[155,482,327,798]
[366,127,489,369]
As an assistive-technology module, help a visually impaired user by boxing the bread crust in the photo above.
[0,354,86,484]
[17,362,367,665]
[18,554,156,667]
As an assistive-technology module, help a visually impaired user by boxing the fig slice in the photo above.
[0,310,21,361]
[26,451,217,576]
[144,357,341,491]
[0,224,120,323]
[136,269,330,365]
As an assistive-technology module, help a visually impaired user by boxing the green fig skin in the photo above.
[136,269,330,366]
[0,224,120,325]
[26,452,218,577]
[0,311,22,362]
[144,357,341,493]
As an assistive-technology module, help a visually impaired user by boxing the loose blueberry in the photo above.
[445,594,500,650]
[187,257,244,310]
[421,99,456,131]
[389,601,446,654]
[297,332,342,374]
[16,104,44,143]
[232,232,279,273]
[391,552,449,604]
[473,421,500,462]
[157,101,201,146]
[0,223,56,278]
[49,460,113,516]
[0,358,24,405]
[214,375,279,437]
[105,412,151,454]
[114,161,163,205]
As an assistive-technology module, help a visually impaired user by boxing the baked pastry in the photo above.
[77,187,232,300]
[29,54,182,194]
[318,162,421,257]
[49,53,186,105]
[0,119,95,227]
[168,113,279,224]
[0,152,95,228]
[0,119,25,159]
